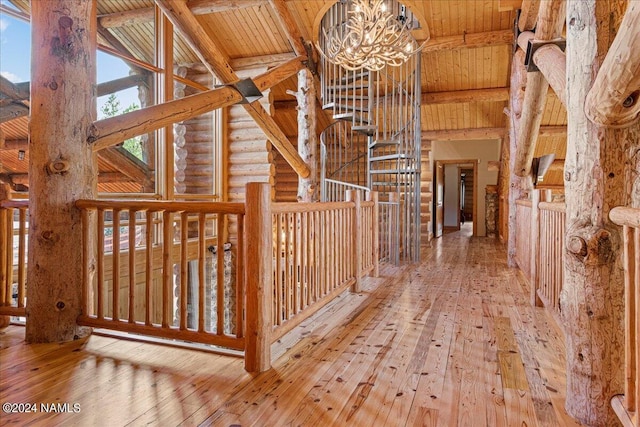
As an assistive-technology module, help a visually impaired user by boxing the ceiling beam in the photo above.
[421,29,513,53]
[518,0,541,32]
[422,127,506,140]
[1,139,28,150]
[99,0,265,29]
[422,87,509,104]
[268,0,307,57]
[422,125,566,141]
[155,0,310,178]
[514,0,565,177]
[230,52,296,70]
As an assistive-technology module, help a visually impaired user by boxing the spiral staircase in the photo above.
[318,1,422,263]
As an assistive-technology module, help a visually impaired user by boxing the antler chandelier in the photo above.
[318,0,422,71]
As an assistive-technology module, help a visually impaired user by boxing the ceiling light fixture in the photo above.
[318,0,423,71]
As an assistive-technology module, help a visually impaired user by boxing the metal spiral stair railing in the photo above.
[318,0,422,262]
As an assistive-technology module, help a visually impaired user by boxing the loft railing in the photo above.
[538,201,566,314]
[610,206,639,427]
[2,184,379,372]
[0,200,28,317]
[515,199,532,281]
[270,189,378,341]
[515,193,566,323]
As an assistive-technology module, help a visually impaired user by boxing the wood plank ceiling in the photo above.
[0,0,568,190]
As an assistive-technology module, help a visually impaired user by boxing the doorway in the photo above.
[433,160,478,237]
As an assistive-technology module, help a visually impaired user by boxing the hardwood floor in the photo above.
[0,227,582,426]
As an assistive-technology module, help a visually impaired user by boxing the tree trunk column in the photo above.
[562,1,635,424]
[293,68,317,202]
[26,0,97,342]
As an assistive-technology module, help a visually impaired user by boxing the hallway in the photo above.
[0,231,581,426]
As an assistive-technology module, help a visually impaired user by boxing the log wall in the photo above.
[419,140,433,244]
[226,68,275,203]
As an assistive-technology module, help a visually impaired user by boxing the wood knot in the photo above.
[47,160,70,175]
[567,236,587,257]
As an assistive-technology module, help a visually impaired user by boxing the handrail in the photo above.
[609,205,639,426]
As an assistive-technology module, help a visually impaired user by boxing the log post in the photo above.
[507,49,528,267]
[562,1,638,424]
[244,183,273,372]
[371,191,379,278]
[26,0,96,342]
[514,0,566,177]
[291,69,318,202]
[0,183,10,329]
[346,190,362,293]
[530,189,542,307]
[584,1,640,128]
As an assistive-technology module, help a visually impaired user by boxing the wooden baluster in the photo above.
[97,209,105,320]
[180,211,188,330]
[162,210,173,328]
[5,208,14,306]
[198,212,205,333]
[81,208,91,316]
[145,210,153,326]
[17,208,26,307]
[236,214,244,338]
[0,205,7,306]
[217,213,225,334]
[112,209,120,320]
[128,210,137,323]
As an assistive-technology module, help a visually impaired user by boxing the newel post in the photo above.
[346,190,362,292]
[530,189,542,307]
[244,183,273,372]
[370,191,379,278]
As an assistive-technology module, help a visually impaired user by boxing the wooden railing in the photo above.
[610,206,639,427]
[0,200,28,317]
[75,198,247,353]
[515,199,532,281]
[71,183,377,372]
[537,201,566,316]
[269,189,378,342]
[515,195,566,321]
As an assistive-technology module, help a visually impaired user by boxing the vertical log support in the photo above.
[371,191,380,278]
[530,189,542,306]
[0,184,10,329]
[346,190,362,292]
[27,0,97,342]
[562,1,638,424]
[507,49,528,267]
[294,69,318,202]
[245,183,273,372]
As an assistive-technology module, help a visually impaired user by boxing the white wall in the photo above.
[444,164,459,227]
[432,139,500,236]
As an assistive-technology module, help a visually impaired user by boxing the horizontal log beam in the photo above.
[230,52,296,70]
[422,87,509,104]
[422,127,506,140]
[421,29,513,53]
[99,0,264,28]
[585,1,640,127]
[422,125,565,141]
[89,86,242,151]
[97,74,148,97]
